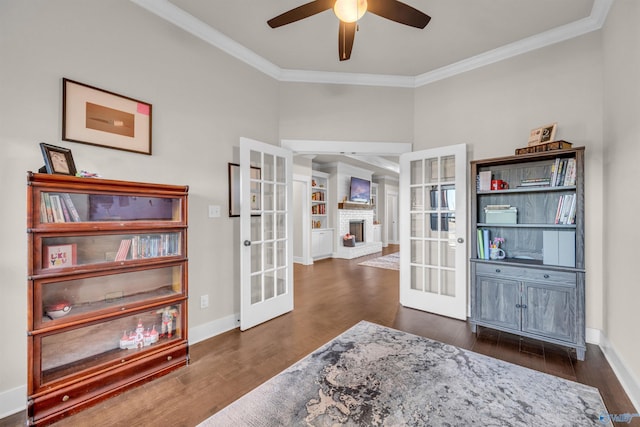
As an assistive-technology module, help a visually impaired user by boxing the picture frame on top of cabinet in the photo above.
[39,142,77,176]
[228,163,261,217]
[62,78,152,155]
[528,122,557,146]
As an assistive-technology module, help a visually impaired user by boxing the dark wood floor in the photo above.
[2,245,637,426]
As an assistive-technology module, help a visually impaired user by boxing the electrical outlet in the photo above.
[200,294,209,309]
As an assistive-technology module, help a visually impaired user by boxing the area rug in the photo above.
[357,252,400,270]
[199,321,611,426]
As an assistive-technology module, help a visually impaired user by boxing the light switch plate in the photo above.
[208,205,221,218]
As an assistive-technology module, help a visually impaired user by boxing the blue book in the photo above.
[483,229,490,260]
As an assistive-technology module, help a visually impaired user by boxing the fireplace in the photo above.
[349,220,365,243]
[336,208,381,259]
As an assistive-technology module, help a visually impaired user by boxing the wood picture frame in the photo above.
[539,122,557,144]
[44,243,77,269]
[62,78,152,155]
[228,163,261,217]
[39,142,77,175]
[528,122,557,146]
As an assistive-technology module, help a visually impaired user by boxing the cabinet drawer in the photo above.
[29,343,187,425]
[475,263,576,285]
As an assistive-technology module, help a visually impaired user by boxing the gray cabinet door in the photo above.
[476,275,520,331]
[522,282,576,343]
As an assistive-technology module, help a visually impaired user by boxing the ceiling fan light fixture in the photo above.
[333,0,367,23]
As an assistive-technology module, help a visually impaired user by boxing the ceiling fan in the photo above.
[267,0,431,61]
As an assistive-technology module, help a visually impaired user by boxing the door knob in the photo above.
[243,240,251,247]
[457,237,464,243]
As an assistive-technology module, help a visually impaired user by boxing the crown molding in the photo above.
[131,0,612,88]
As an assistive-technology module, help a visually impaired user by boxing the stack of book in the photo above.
[476,229,490,260]
[40,193,81,223]
[515,140,573,155]
[555,194,577,224]
[550,158,577,187]
[518,178,551,188]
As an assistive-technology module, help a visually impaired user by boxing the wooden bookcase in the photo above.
[26,172,189,426]
[469,148,586,360]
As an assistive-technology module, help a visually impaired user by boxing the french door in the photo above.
[399,144,468,320]
[239,137,293,330]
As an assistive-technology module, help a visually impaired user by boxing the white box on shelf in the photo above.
[543,230,575,267]
[484,207,517,224]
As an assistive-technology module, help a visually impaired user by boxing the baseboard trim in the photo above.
[189,312,240,345]
[0,384,26,419]
[599,334,640,412]
[586,327,601,345]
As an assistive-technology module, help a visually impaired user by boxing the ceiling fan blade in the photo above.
[338,21,356,61]
[367,0,431,29]
[268,0,335,28]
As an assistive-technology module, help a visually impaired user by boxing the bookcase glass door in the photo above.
[38,192,183,224]
[36,303,184,389]
[399,143,467,321]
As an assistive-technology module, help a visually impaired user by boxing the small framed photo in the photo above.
[228,163,261,217]
[62,78,152,155]
[528,122,557,146]
[540,122,557,144]
[40,143,77,175]
[44,243,77,269]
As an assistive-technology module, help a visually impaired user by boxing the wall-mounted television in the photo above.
[349,177,371,203]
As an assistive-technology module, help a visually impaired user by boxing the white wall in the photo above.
[414,32,606,333]
[278,83,414,143]
[602,0,640,409]
[0,0,278,415]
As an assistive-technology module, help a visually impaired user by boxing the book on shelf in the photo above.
[49,194,65,223]
[483,229,490,260]
[518,178,551,188]
[130,234,181,259]
[477,229,490,260]
[61,193,81,221]
[478,171,492,191]
[555,194,576,224]
[514,140,573,155]
[41,193,54,223]
[550,158,577,187]
[40,193,82,223]
[115,239,132,261]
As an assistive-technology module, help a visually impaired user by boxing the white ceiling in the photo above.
[131,0,610,175]
[132,0,609,87]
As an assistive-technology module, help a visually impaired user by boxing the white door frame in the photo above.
[293,173,312,265]
[386,190,399,244]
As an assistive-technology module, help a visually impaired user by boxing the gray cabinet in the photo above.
[469,147,585,360]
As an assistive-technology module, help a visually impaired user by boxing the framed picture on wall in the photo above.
[62,78,152,155]
[228,163,261,217]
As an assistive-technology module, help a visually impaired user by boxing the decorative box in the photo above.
[484,207,517,224]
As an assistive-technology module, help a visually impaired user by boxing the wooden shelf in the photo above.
[338,202,374,210]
